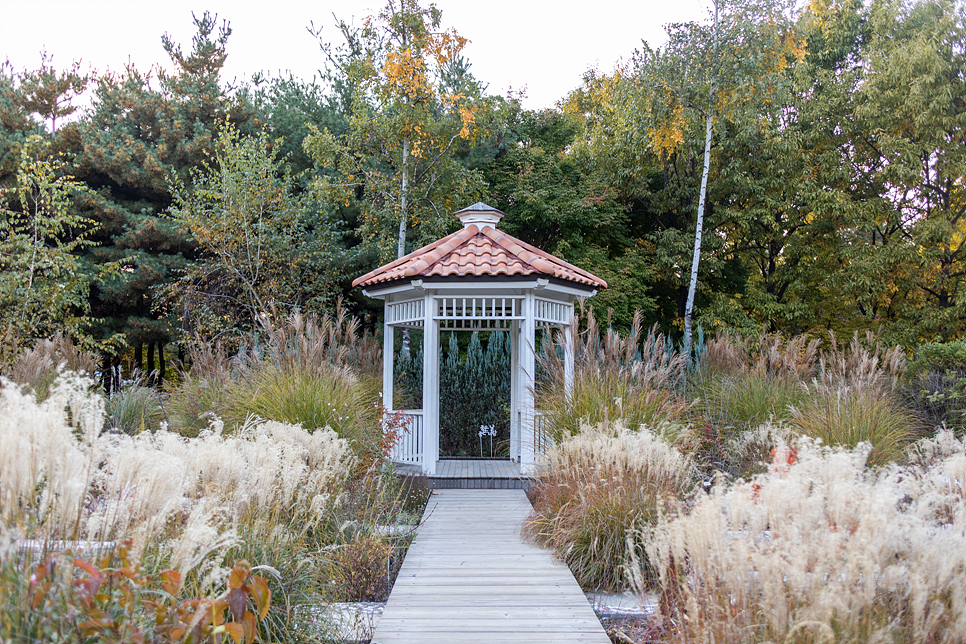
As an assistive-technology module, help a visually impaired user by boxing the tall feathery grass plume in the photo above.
[525,423,695,592]
[632,432,966,644]
[1,370,354,572]
[537,308,687,441]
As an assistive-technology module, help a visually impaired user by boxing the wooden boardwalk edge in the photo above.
[371,489,610,644]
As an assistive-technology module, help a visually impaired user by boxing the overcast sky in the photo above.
[2,0,712,110]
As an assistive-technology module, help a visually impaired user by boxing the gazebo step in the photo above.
[429,477,532,491]
[393,458,536,493]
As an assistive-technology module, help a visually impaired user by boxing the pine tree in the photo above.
[75,12,256,388]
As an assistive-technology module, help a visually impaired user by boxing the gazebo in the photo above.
[353,203,606,475]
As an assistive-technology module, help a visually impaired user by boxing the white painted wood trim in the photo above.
[509,319,520,462]
[382,322,394,412]
[520,291,536,473]
[564,317,575,403]
[422,291,439,476]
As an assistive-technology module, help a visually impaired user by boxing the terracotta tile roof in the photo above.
[352,225,607,289]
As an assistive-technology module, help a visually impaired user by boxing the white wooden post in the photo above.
[520,292,536,473]
[564,312,575,403]
[382,322,394,411]
[509,319,520,462]
[422,292,439,476]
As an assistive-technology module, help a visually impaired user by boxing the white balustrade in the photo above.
[533,410,553,459]
[391,410,424,464]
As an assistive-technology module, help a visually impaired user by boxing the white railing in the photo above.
[534,297,570,327]
[534,410,553,459]
[392,410,424,464]
[386,299,425,326]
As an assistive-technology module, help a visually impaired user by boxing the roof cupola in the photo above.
[454,202,505,230]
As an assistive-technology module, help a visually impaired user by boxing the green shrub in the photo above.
[908,368,966,430]
[914,339,966,373]
[0,545,273,644]
[908,340,966,430]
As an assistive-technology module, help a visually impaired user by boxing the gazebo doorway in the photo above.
[393,328,512,459]
[353,203,606,476]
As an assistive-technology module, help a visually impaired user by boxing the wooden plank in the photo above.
[370,489,609,644]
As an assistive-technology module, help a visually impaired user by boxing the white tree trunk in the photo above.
[399,135,412,353]
[683,111,713,362]
[397,136,410,260]
[683,0,717,363]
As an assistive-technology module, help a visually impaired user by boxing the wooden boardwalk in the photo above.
[371,489,610,644]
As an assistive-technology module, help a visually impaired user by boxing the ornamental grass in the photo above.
[633,432,966,644]
[167,308,383,456]
[525,424,695,592]
[0,365,419,643]
[537,309,687,441]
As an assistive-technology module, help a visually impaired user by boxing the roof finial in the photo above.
[454,202,505,230]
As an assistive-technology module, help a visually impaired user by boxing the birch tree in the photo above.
[576,0,803,352]
[0,138,95,344]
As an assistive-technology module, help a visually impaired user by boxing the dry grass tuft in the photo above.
[819,330,907,391]
[691,331,819,449]
[168,307,383,453]
[0,333,98,401]
[525,424,694,592]
[692,330,918,470]
[701,330,821,382]
[788,331,919,465]
[1,371,354,577]
[633,432,966,644]
[538,309,687,440]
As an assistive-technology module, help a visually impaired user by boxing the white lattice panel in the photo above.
[386,299,425,327]
[534,297,570,326]
[434,297,524,320]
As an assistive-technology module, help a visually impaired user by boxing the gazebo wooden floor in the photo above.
[370,489,610,644]
[394,459,533,489]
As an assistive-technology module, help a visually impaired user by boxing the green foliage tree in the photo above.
[13,53,88,136]
[76,12,256,384]
[0,138,95,345]
[304,0,492,263]
[851,0,966,342]
[564,0,805,340]
[163,123,344,338]
[483,106,656,330]
[0,55,88,186]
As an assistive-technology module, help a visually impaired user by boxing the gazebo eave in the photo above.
[362,276,598,301]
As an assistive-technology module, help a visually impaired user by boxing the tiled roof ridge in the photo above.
[351,225,480,287]
[352,222,608,289]
[480,227,608,288]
